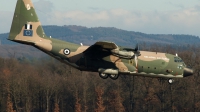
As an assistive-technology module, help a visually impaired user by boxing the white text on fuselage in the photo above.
[144,56,169,61]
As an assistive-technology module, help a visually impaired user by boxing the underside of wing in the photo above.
[84,41,135,59]
[83,41,119,54]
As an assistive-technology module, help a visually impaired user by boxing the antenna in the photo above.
[80,43,83,46]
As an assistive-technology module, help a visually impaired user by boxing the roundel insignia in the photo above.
[63,48,70,55]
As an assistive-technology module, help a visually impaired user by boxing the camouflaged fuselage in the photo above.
[8,0,193,79]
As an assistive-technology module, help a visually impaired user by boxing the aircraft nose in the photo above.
[183,67,193,77]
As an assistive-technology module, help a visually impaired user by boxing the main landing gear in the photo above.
[99,73,109,79]
[99,73,119,80]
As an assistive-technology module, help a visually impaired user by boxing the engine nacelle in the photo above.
[111,49,135,59]
[98,68,119,75]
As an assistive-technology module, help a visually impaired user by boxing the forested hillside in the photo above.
[0,33,15,45]
[43,25,200,46]
[0,45,199,112]
[0,25,199,46]
[0,25,200,111]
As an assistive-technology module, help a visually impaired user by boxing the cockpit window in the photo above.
[174,57,183,63]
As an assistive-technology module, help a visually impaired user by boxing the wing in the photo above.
[84,41,135,59]
[84,41,119,54]
[94,41,119,50]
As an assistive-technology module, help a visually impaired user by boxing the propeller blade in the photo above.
[135,55,138,67]
[135,43,139,52]
[134,43,140,72]
[134,43,141,56]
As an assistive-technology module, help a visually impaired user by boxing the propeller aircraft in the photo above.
[8,0,193,83]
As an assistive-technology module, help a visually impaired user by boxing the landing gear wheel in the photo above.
[109,74,119,80]
[99,73,108,79]
[168,78,174,84]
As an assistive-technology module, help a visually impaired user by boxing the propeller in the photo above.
[122,44,140,55]
[133,44,140,55]
[122,44,141,70]
[134,43,139,52]
[134,44,140,71]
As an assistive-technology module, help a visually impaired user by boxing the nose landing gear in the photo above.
[168,78,174,84]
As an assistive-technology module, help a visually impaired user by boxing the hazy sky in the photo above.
[1,0,200,36]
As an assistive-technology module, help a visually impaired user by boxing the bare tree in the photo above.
[95,87,105,112]
[75,91,81,112]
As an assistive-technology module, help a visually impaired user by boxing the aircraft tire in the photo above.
[99,73,109,79]
[109,74,119,80]
[168,78,174,84]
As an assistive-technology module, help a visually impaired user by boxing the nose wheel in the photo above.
[168,78,174,84]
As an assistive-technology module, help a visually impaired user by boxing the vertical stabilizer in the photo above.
[8,0,47,44]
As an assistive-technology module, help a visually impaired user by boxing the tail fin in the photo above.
[8,0,47,44]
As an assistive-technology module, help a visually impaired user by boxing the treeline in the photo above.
[0,45,200,112]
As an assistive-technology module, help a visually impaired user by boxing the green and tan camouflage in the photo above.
[8,0,193,83]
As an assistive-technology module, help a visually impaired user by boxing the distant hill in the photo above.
[0,25,199,58]
[0,44,47,58]
[0,25,200,47]
[0,33,16,45]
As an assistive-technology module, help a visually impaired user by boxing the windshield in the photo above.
[174,57,183,63]
[174,57,186,67]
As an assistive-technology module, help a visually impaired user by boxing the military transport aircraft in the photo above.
[8,0,193,83]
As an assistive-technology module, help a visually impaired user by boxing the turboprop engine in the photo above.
[110,44,141,59]
[111,49,135,59]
